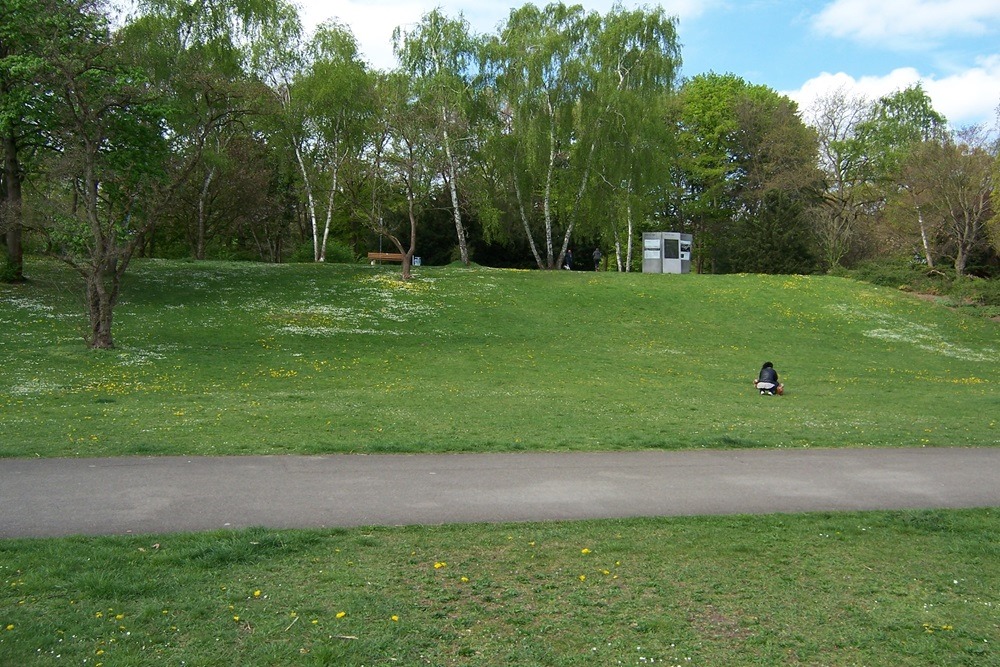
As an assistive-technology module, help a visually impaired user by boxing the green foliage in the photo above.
[854,83,948,181]
[0,257,19,282]
[480,3,681,269]
[673,73,822,273]
[290,239,355,264]
[846,258,1000,315]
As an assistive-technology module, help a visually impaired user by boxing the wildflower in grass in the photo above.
[391,615,399,622]
[253,590,261,598]
[581,548,591,554]
[579,575,586,581]
[336,611,346,619]
[233,616,240,622]
[460,576,469,583]
[5,624,13,631]
[434,561,447,569]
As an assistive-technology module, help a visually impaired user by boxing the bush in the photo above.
[951,276,1000,307]
[289,240,357,264]
[0,258,19,282]
[846,257,1000,318]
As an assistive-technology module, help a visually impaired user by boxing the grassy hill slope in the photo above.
[1,259,996,457]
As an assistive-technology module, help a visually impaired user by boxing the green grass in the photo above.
[2,259,998,665]
[1,259,997,457]
[1,510,997,666]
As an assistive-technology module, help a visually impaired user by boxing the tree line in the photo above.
[2,0,998,348]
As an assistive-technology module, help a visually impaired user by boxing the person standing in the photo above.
[563,248,574,270]
[592,247,602,271]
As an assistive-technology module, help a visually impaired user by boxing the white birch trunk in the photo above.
[294,144,321,262]
[441,108,469,265]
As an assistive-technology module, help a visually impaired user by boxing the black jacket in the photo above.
[759,366,778,384]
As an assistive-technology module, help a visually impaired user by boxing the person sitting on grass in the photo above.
[754,361,784,395]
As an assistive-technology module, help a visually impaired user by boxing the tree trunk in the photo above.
[3,132,24,281]
[543,118,557,269]
[319,165,342,263]
[916,206,934,268]
[441,110,469,265]
[85,269,116,349]
[514,176,546,270]
[196,165,215,260]
[625,198,634,272]
[293,145,322,262]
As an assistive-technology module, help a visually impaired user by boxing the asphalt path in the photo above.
[1,448,998,539]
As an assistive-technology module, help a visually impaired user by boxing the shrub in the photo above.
[289,240,358,264]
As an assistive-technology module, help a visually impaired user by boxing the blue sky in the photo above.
[300,0,1000,128]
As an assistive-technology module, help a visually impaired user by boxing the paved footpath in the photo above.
[1,448,998,538]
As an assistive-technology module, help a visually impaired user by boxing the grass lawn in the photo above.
[1,510,997,666]
[0,259,997,457]
[1,259,997,665]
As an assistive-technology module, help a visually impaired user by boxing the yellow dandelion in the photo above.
[95,612,103,618]
[391,615,399,622]
[581,548,591,554]
[253,590,261,598]
[336,611,346,619]
[460,576,469,583]
[434,561,447,569]
[5,624,13,631]
[233,616,240,622]
[579,575,586,581]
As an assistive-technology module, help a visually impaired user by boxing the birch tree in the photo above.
[482,3,598,270]
[289,21,371,262]
[394,9,478,266]
[897,130,994,277]
[587,6,679,271]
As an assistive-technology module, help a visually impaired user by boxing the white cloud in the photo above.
[787,56,1000,128]
[813,0,1000,45]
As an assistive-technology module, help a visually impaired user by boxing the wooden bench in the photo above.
[367,252,405,263]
